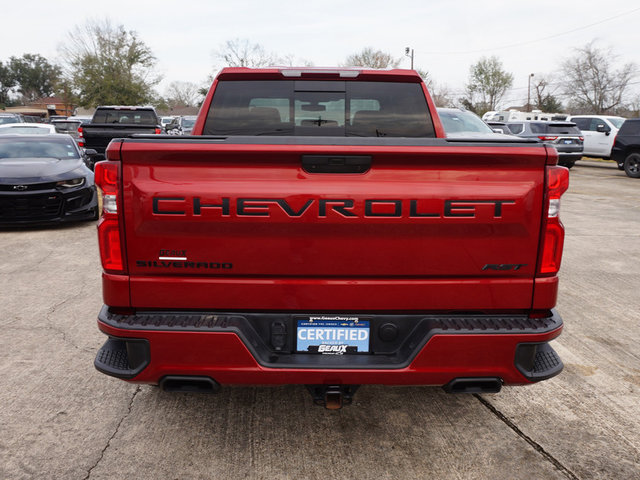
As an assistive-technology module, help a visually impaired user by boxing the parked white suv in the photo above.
[567,115,626,167]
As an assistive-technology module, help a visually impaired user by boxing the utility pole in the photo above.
[527,73,534,112]
[405,47,414,70]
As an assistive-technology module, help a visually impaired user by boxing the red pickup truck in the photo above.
[93,68,568,408]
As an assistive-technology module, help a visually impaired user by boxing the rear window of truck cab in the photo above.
[618,120,639,136]
[530,122,580,135]
[203,80,435,137]
[92,109,158,125]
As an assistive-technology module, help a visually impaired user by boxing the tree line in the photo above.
[0,20,637,116]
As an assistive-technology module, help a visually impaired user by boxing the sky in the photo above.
[2,0,639,109]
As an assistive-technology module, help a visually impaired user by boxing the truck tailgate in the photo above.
[118,138,548,311]
[84,125,159,152]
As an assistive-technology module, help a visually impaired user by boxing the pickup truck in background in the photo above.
[79,106,162,165]
[567,115,626,168]
[93,68,568,409]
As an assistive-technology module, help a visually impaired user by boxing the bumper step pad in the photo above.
[533,343,563,379]
[94,337,149,379]
[515,342,564,381]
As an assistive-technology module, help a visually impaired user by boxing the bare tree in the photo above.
[461,56,513,115]
[216,39,279,67]
[342,48,402,69]
[165,81,201,107]
[418,70,454,107]
[616,94,640,118]
[531,75,563,112]
[430,84,455,108]
[213,38,313,71]
[277,54,314,67]
[561,41,636,114]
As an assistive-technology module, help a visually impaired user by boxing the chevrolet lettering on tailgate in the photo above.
[152,197,516,219]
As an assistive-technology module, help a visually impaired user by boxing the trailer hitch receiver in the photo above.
[306,385,360,409]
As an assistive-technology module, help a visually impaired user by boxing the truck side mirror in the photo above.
[596,124,610,135]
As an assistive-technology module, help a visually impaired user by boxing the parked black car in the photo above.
[0,135,99,225]
[611,119,640,178]
[506,121,583,168]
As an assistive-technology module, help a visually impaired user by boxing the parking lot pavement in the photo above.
[0,160,638,480]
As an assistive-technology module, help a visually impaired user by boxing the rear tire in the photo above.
[624,153,640,178]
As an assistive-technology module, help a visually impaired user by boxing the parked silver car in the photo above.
[506,121,583,168]
[437,108,495,136]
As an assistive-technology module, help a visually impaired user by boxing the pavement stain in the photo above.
[623,375,640,386]
[586,335,624,348]
[564,364,599,376]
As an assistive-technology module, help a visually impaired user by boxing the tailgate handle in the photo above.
[301,155,371,174]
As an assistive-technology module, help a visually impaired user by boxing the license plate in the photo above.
[563,139,573,144]
[296,316,370,354]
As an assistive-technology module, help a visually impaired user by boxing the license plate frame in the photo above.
[295,316,370,354]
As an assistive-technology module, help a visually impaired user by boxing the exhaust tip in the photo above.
[443,377,502,394]
[159,375,221,394]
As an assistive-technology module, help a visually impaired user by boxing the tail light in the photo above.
[579,136,584,142]
[538,166,570,275]
[538,136,558,142]
[95,160,125,273]
[154,128,162,134]
[78,126,84,147]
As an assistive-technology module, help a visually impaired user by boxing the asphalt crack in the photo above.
[83,386,141,480]
[44,283,94,352]
[474,394,580,480]
[3,248,54,275]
